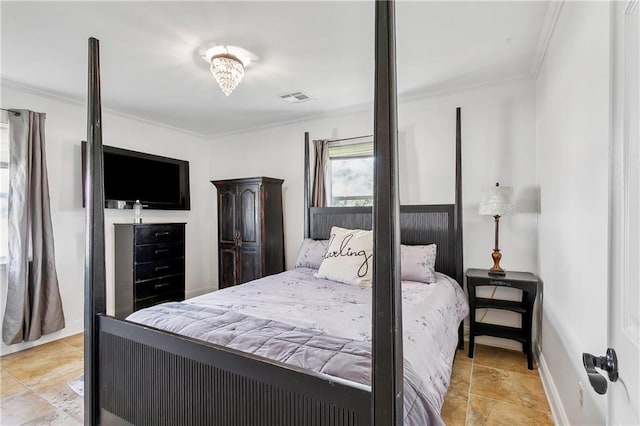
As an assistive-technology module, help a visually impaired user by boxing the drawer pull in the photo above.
[154,249,170,254]
[154,265,170,271]
[154,283,171,290]
[154,232,170,237]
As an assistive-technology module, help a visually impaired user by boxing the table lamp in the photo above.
[479,182,514,276]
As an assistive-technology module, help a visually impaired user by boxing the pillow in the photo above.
[401,244,437,283]
[294,238,330,269]
[315,227,374,286]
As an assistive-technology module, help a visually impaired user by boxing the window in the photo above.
[0,118,8,264]
[327,141,373,207]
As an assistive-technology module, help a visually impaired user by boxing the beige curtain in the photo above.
[3,110,65,345]
[311,139,328,207]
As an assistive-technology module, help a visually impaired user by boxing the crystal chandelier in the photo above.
[210,53,244,96]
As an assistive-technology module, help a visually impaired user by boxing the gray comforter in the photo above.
[128,302,441,425]
[128,268,469,425]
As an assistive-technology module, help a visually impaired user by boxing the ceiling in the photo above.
[1,1,550,137]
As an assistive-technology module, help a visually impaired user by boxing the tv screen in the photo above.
[82,142,190,210]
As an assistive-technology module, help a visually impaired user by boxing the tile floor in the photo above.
[442,344,554,425]
[0,334,553,425]
[1,334,84,425]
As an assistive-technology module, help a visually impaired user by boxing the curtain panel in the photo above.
[3,110,65,345]
[311,139,329,207]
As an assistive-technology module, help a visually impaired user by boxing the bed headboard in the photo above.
[309,204,457,279]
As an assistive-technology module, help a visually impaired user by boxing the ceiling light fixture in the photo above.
[210,54,244,96]
[200,45,257,97]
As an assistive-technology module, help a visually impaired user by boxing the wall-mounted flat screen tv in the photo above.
[82,142,190,210]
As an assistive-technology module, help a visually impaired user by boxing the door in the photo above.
[218,188,237,245]
[238,246,260,284]
[237,184,261,284]
[608,1,639,423]
[237,184,260,245]
[219,248,237,289]
[218,186,238,288]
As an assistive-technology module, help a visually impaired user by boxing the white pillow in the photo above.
[401,244,437,283]
[315,226,374,286]
[294,238,329,269]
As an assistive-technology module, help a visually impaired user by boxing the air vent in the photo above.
[279,91,312,103]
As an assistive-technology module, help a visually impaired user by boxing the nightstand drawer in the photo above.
[475,278,517,287]
[473,277,536,292]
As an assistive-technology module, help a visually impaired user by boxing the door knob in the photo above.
[582,348,618,395]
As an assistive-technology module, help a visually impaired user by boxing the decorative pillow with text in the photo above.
[315,227,374,286]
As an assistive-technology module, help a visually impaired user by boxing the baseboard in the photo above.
[537,348,570,425]
[0,319,84,356]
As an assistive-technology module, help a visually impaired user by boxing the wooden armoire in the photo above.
[211,177,285,289]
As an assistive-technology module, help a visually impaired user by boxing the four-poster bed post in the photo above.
[372,1,403,425]
[455,107,464,349]
[84,36,106,426]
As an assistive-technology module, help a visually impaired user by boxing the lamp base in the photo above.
[489,249,505,276]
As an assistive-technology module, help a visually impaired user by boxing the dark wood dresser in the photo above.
[211,177,285,289]
[114,223,186,319]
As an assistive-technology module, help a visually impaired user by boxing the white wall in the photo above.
[210,78,539,347]
[536,2,610,424]
[0,77,539,355]
[0,84,216,355]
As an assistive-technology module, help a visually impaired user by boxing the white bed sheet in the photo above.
[188,267,469,413]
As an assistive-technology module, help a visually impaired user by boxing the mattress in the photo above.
[128,267,469,425]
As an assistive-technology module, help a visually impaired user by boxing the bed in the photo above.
[127,269,468,424]
[125,210,469,425]
[83,2,466,425]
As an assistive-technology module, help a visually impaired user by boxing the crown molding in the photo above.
[210,74,534,139]
[3,72,536,141]
[531,1,564,78]
[0,78,210,140]
[398,73,533,105]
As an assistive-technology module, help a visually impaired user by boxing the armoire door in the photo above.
[219,246,237,289]
[237,184,261,284]
[237,184,260,245]
[238,246,260,284]
[218,188,237,245]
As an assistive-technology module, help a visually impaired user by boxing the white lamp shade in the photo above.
[479,184,514,216]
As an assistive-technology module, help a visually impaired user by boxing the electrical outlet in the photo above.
[578,381,585,407]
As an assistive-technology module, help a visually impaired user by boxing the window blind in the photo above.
[328,141,373,159]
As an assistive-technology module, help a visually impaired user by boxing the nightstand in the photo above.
[466,268,539,370]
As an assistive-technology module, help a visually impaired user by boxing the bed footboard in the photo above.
[98,315,371,426]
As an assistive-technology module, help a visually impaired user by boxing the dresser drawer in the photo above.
[135,258,184,281]
[135,241,183,263]
[134,291,184,311]
[135,275,184,300]
[135,224,184,244]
